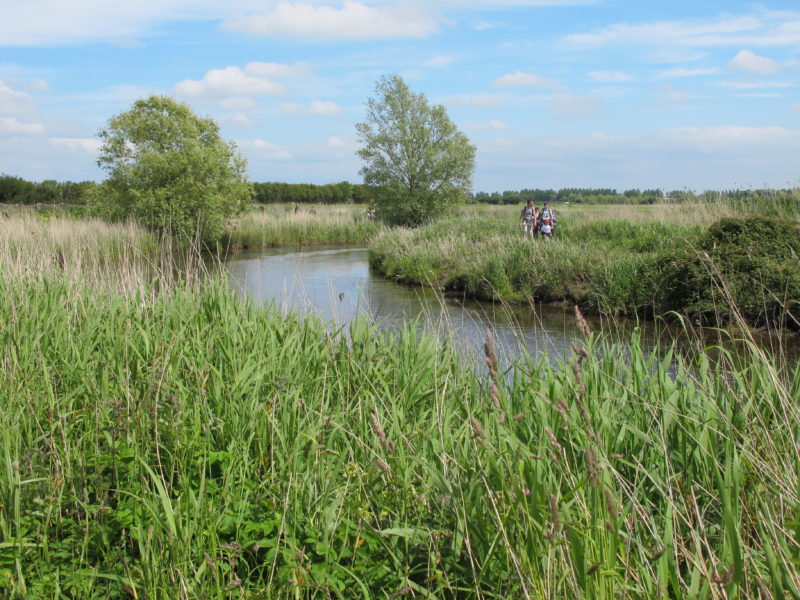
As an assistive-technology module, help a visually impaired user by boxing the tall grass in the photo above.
[223,204,380,250]
[2,268,800,597]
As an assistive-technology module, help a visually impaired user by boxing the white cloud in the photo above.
[658,85,697,103]
[424,55,456,68]
[494,71,554,87]
[174,63,297,98]
[469,119,509,132]
[0,1,298,46]
[281,100,343,116]
[327,136,346,147]
[222,1,439,40]
[0,81,35,114]
[218,97,258,110]
[719,80,794,90]
[442,93,506,108]
[739,92,782,98]
[565,11,800,48]
[792,103,800,110]
[49,137,102,152]
[219,112,256,127]
[730,49,781,74]
[588,71,634,82]
[0,116,44,135]
[551,92,601,119]
[240,138,292,160]
[654,67,719,80]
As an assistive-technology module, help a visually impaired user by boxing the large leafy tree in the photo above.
[97,95,251,244]
[356,75,476,226]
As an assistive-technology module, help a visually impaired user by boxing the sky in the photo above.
[1,0,799,193]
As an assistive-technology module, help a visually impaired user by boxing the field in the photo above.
[1,206,800,598]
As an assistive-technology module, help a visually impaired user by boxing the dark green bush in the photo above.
[656,217,800,329]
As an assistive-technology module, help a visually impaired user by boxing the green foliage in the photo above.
[97,95,252,244]
[655,217,800,328]
[2,272,799,597]
[356,75,476,226]
[0,174,96,205]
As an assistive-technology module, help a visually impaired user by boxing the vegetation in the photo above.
[2,212,799,597]
[253,181,374,205]
[356,75,476,226]
[223,204,380,250]
[370,200,800,330]
[0,175,97,206]
[96,95,252,245]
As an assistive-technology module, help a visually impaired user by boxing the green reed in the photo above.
[2,267,799,598]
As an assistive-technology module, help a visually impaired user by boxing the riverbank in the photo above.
[369,200,800,329]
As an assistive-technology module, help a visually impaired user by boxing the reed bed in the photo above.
[224,204,380,250]
[2,262,800,597]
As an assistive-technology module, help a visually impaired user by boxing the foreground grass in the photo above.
[2,268,800,598]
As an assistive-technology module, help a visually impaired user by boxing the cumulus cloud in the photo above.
[494,71,554,87]
[219,112,256,127]
[173,62,307,98]
[49,137,102,152]
[551,92,601,119]
[0,116,44,135]
[0,80,36,114]
[588,71,634,82]
[218,97,258,110]
[222,1,439,40]
[730,49,781,74]
[240,138,292,160]
[654,67,719,80]
[281,100,343,115]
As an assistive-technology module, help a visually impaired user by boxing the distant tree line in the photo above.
[0,174,98,205]
[473,188,666,205]
[252,181,374,204]
[3,173,795,210]
[0,174,378,207]
[472,187,800,205]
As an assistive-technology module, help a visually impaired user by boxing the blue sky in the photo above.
[1,0,799,192]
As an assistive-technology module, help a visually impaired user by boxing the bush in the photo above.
[656,217,800,329]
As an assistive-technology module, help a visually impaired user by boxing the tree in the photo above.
[356,75,476,226]
[97,95,251,244]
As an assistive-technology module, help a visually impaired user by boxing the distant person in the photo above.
[519,199,538,239]
[540,202,555,239]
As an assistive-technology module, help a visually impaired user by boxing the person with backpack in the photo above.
[519,199,538,239]
[539,202,555,239]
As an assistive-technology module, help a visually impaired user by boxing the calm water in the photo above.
[224,246,694,366]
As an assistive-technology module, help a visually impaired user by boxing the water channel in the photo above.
[225,245,701,367]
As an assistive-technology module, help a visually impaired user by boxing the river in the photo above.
[224,245,706,367]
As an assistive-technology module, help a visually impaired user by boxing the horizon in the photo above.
[1,0,799,192]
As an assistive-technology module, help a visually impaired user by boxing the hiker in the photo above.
[539,202,555,239]
[519,199,538,239]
